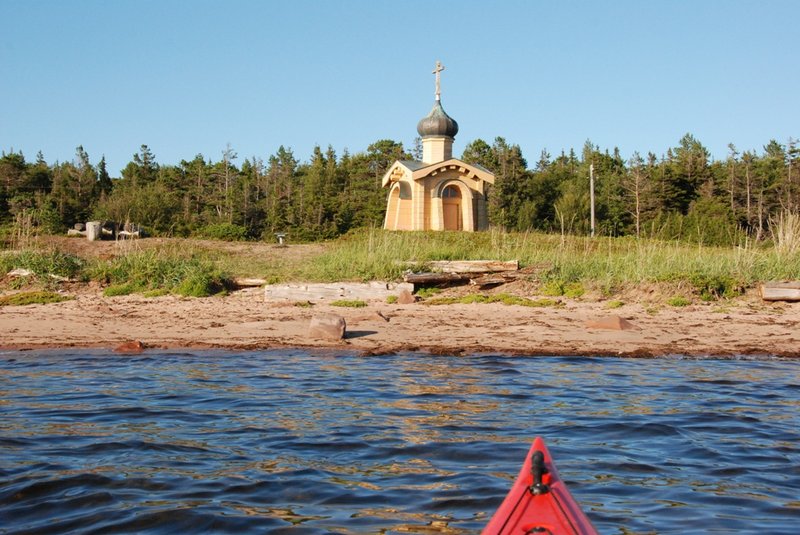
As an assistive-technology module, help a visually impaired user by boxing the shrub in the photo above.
[174,270,227,297]
[197,223,248,241]
[689,273,744,301]
[386,295,398,304]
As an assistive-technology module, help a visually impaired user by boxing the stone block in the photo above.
[114,340,145,353]
[396,289,416,304]
[309,313,346,340]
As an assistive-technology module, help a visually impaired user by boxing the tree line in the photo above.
[1,134,797,245]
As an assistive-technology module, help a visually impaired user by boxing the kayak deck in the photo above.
[482,437,598,535]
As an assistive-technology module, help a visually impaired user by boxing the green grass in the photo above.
[666,296,692,307]
[330,299,368,308]
[143,288,171,298]
[415,287,442,298]
[0,250,85,279]
[103,283,141,297]
[286,228,799,299]
[424,293,562,307]
[4,228,800,303]
[90,247,232,297]
[0,291,72,306]
[605,300,625,309]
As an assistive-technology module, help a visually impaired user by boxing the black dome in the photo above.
[416,100,458,138]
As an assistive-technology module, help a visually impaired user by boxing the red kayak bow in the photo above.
[482,437,598,535]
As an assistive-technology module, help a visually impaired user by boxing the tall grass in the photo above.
[3,228,799,300]
[0,249,86,279]
[88,245,232,297]
[770,211,800,256]
[297,228,800,293]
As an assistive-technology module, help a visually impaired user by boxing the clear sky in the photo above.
[1,0,798,176]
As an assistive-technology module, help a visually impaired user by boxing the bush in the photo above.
[197,223,248,241]
[174,269,227,297]
[689,273,744,301]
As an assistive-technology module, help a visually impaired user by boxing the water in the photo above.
[1,351,799,534]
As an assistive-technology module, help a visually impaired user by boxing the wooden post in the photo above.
[589,163,596,238]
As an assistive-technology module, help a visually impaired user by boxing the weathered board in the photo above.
[265,281,414,302]
[403,260,519,274]
[234,278,268,288]
[761,281,800,302]
[402,272,472,284]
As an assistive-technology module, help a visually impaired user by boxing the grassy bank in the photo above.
[2,228,799,301]
[290,228,800,299]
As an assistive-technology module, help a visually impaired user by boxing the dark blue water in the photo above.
[1,351,799,534]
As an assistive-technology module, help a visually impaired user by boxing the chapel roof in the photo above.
[416,100,459,138]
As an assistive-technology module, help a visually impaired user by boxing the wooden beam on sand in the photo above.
[403,272,473,284]
[761,281,800,302]
[234,277,268,288]
[402,260,519,274]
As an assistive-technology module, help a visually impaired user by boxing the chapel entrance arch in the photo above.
[442,184,462,231]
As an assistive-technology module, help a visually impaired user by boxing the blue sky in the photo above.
[1,0,797,176]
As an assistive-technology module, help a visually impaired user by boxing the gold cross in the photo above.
[432,60,445,100]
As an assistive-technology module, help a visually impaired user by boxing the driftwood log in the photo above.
[761,281,800,302]
[401,259,519,274]
[414,260,519,274]
[234,277,268,288]
[403,272,473,284]
[403,261,553,288]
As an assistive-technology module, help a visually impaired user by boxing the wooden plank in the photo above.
[402,260,519,274]
[402,272,472,284]
[234,277,268,287]
[265,281,413,301]
[761,281,800,301]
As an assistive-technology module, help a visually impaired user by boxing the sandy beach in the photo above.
[2,281,799,357]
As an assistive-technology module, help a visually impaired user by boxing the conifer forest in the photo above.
[1,134,798,246]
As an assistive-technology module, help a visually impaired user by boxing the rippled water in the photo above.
[1,350,799,534]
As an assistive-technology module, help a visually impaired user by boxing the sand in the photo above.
[2,284,799,357]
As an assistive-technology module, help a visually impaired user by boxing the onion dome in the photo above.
[416,100,459,138]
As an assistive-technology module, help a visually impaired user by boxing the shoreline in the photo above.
[2,286,800,358]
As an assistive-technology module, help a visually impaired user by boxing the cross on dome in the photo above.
[432,60,445,101]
